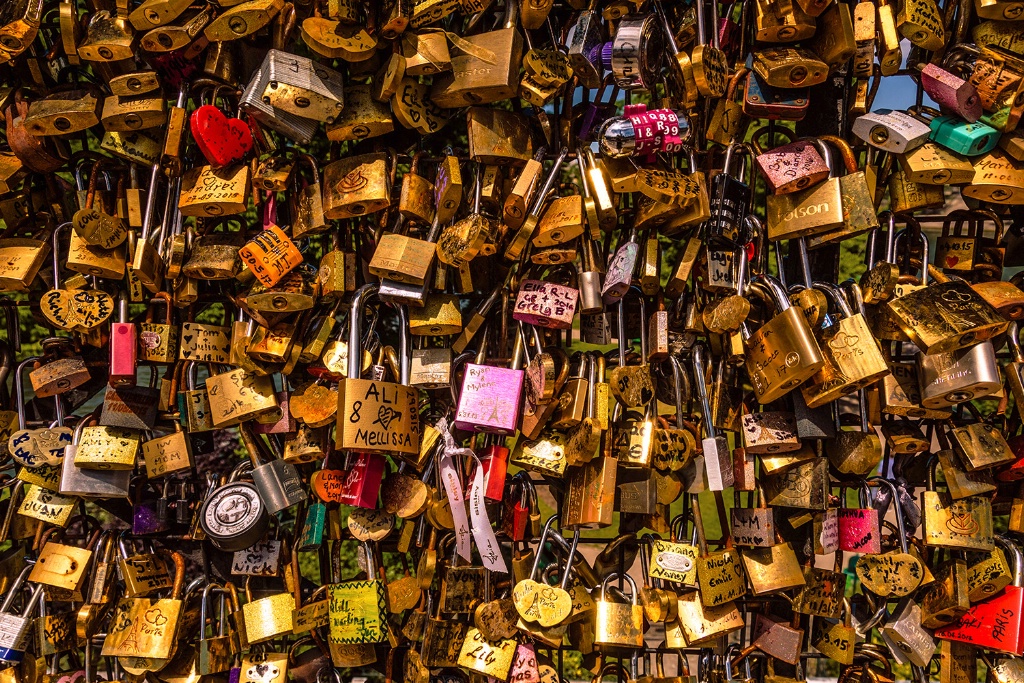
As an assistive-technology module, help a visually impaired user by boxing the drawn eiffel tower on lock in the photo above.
[116,617,144,654]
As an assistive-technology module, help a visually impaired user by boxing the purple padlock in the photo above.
[132,480,171,535]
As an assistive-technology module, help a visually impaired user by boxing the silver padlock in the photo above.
[881,598,935,668]
[852,109,931,154]
[199,462,270,551]
[241,53,318,144]
[0,566,45,664]
[916,340,1001,409]
[262,50,345,124]
[240,424,305,514]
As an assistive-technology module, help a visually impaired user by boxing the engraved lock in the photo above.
[935,536,1024,653]
[241,51,319,145]
[607,14,664,91]
[430,0,523,107]
[742,274,825,404]
[800,281,889,408]
[915,105,1000,156]
[825,388,882,476]
[323,151,393,220]
[807,1,856,68]
[963,148,1024,205]
[199,462,270,551]
[398,151,436,226]
[204,0,284,41]
[753,127,829,195]
[8,357,72,469]
[513,265,579,330]
[76,4,137,62]
[899,142,977,186]
[886,233,1009,355]
[754,0,816,42]
[0,567,44,664]
[262,51,345,124]
[453,325,525,435]
[60,413,132,498]
[917,341,1001,409]
[920,60,982,123]
[765,138,845,241]
[336,284,420,454]
[594,573,645,648]
[752,47,828,89]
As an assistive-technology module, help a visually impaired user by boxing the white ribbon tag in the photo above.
[436,418,508,573]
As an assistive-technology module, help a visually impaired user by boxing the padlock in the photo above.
[430,0,522,107]
[742,274,824,404]
[0,566,44,664]
[336,284,420,455]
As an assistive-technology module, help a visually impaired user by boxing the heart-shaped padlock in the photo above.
[189,104,254,167]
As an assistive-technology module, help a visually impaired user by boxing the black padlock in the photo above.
[707,142,753,244]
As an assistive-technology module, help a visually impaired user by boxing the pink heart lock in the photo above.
[189,104,253,167]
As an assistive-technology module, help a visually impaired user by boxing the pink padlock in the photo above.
[837,484,882,554]
[109,293,137,387]
[453,338,525,435]
[513,272,579,330]
[920,63,982,123]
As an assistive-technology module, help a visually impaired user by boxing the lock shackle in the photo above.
[557,528,581,591]
[348,283,380,378]
[1008,322,1024,363]
[668,355,687,430]
[616,286,648,364]
[51,222,74,282]
[527,147,569,220]
[819,135,859,175]
[0,564,35,613]
[749,273,792,312]
[867,476,909,553]
[793,236,814,291]
[995,536,1024,587]
[892,228,930,286]
[651,0,681,54]
[528,514,562,581]
[199,582,223,635]
[812,281,854,318]
[599,571,638,602]
[808,138,834,175]
[843,280,867,316]
[592,663,630,683]
[13,356,41,430]
[723,142,754,184]
[692,343,718,440]
[749,125,795,156]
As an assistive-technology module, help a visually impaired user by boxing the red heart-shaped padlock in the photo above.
[190,104,253,167]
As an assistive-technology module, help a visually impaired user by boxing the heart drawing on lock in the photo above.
[945,255,960,268]
[190,104,253,167]
[41,288,115,332]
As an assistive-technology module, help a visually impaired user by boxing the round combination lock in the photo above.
[199,481,269,551]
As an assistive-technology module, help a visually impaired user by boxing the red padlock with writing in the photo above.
[935,537,1024,655]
